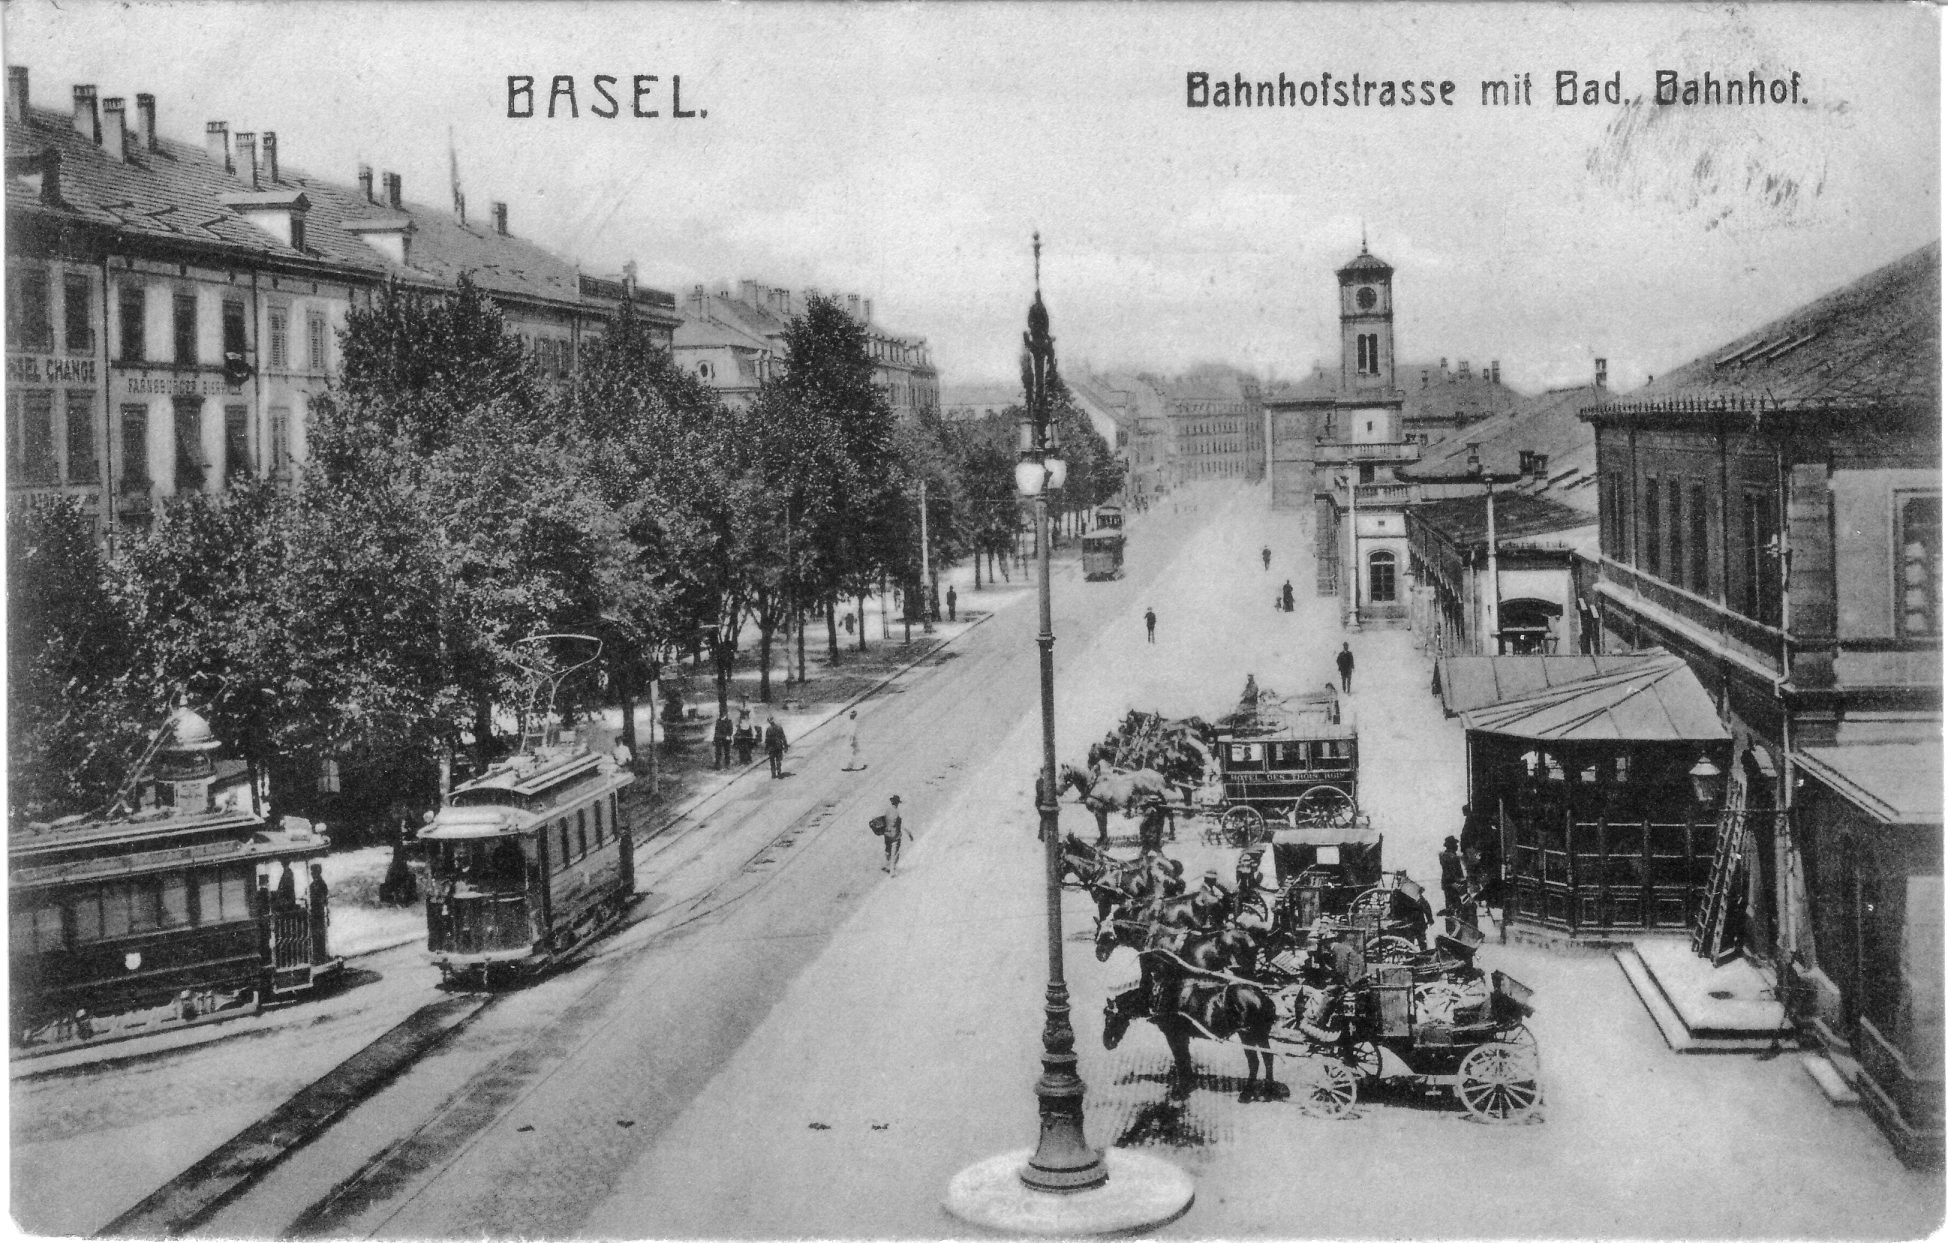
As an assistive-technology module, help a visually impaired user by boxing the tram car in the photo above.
[9,707,340,1053]
[421,731,635,983]
[1082,505,1127,581]
[1093,503,1124,531]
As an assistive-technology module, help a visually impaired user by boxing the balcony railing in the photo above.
[1313,439,1424,465]
[1333,482,1414,507]
[1598,557,1784,675]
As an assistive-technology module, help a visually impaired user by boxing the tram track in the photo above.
[191,505,1213,1239]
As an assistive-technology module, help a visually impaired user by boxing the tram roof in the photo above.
[10,810,329,888]
[454,744,608,798]
[422,806,525,839]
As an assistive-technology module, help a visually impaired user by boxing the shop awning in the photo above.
[1440,651,1728,743]
[1795,743,1943,826]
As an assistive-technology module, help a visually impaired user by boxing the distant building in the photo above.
[938,381,1021,422]
[1584,241,1941,1164]
[1151,366,1262,485]
[674,282,937,416]
[1072,371,1169,500]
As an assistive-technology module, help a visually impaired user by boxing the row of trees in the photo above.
[9,278,1119,832]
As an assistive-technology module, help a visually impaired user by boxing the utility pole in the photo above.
[919,478,934,634]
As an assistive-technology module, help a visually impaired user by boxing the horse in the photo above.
[1059,763,1176,819]
[1060,836,1184,925]
[1102,975,1284,1102]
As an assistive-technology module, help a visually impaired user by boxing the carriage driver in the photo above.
[1232,849,1273,935]
[1386,872,1438,950]
[1294,938,1348,1045]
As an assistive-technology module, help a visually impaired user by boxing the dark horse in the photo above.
[1102,972,1283,1102]
[1059,835,1184,924]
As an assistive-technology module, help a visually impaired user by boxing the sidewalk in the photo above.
[583,483,1944,1239]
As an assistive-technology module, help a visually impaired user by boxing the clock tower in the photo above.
[1337,244,1396,398]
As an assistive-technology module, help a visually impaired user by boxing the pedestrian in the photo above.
[1387,873,1436,949]
[1336,642,1355,693]
[1137,798,1167,853]
[841,709,865,771]
[734,710,757,766]
[712,711,734,769]
[764,715,788,778]
[881,794,911,875]
[1262,544,1271,571]
[308,863,331,959]
[1282,579,1294,613]
[843,611,856,636]
[1144,607,1157,644]
[274,861,298,911]
[946,585,957,622]
[1439,836,1466,917]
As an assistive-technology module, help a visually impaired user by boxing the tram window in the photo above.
[220,868,250,919]
[13,903,66,953]
[198,873,223,923]
[71,890,103,943]
[102,882,135,938]
[559,820,572,869]
[160,876,189,926]
[593,801,604,845]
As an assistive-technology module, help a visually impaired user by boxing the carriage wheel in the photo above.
[1347,1040,1385,1083]
[1348,886,1390,923]
[1293,785,1357,830]
[1457,1042,1542,1124]
[1220,805,1264,847]
[1499,1023,1540,1061]
[1297,1055,1358,1118]
[1371,936,1419,965]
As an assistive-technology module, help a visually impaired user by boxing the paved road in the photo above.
[185,497,1212,1239]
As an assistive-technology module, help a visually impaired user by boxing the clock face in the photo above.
[1356,286,1377,310]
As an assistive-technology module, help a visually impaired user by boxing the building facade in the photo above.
[674,281,937,416]
[6,65,673,550]
[1584,241,1941,1164]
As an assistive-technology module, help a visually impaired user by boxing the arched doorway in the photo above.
[1498,597,1562,654]
[1367,550,1397,603]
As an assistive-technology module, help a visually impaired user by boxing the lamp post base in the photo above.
[943,1148,1193,1237]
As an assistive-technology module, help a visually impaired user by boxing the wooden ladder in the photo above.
[1692,780,1747,964]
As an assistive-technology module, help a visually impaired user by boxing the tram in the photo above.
[421,729,636,983]
[1093,504,1124,531]
[10,705,341,1053]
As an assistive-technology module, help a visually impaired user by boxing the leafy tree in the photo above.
[6,501,153,823]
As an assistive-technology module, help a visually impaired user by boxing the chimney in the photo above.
[864,298,873,324]
[101,97,127,162]
[73,85,99,143]
[692,283,706,314]
[38,146,61,207]
[383,171,401,209]
[739,279,760,307]
[234,132,257,188]
[205,121,229,169]
[622,260,638,298]
[136,93,157,152]
[847,293,861,322]
[1458,359,1470,379]
[491,200,507,234]
[358,163,374,203]
[6,66,27,124]
[260,131,278,182]
[1490,360,1500,385]
[1595,358,1608,390]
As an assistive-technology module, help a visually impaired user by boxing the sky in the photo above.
[5,2,1938,394]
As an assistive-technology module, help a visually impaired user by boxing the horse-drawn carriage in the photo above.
[1199,684,1363,847]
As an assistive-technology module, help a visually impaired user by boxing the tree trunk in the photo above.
[474,694,496,769]
[796,609,807,684]
[757,593,775,702]
[975,551,983,590]
[825,597,839,662]
[618,661,638,753]
[856,594,868,653]
[715,639,733,715]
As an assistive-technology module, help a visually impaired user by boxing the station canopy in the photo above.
[1438,651,1728,743]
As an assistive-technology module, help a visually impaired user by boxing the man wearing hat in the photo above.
[1195,868,1231,929]
[1386,872,1436,949]
[881,794,911,876]
[1438,836,1467,918]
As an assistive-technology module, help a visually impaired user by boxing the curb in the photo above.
[96,992,492,1239]
[637,607,1002,842]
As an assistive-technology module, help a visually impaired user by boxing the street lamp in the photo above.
[945,233,1191,1236]
[1690,755,1727,809]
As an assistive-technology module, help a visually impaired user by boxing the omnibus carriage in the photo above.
[422,735,635,983]
[1210,687,1361,838]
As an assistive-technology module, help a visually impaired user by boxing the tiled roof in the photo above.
[1796,743,1942,825]
[7,101,667,313]
[674,314,773,352]
[7,105,379,271]
[1600,241,1940,413]
[1407,490,1595,549]
[1440,651,1730,743]
[1408,383,1602,511]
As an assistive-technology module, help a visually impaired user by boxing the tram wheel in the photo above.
[1457,1042,1542,1124]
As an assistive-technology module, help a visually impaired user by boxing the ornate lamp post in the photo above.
[945,235,1192,1236]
